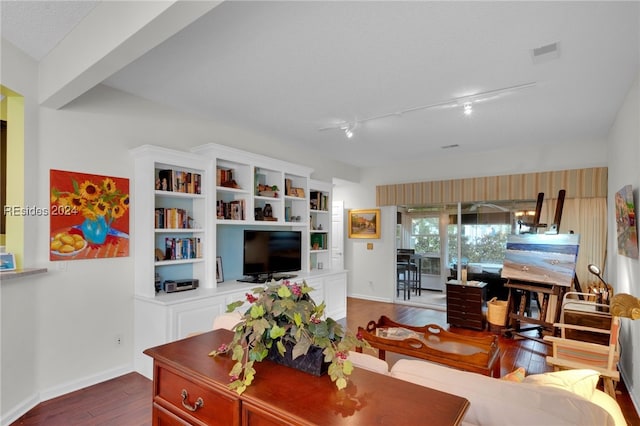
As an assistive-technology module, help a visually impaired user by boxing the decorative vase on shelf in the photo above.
[81,215,110,244]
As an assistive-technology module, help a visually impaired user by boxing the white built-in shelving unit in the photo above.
[130,144,345,379]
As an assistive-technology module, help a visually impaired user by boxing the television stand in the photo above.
[272,274,297,281]
[237,274,298,283]
[237,276,265,283]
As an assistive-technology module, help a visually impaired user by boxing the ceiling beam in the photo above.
[39,0,223,109]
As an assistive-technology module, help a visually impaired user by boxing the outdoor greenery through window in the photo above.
[401,200,537,270]
[411,216,440,255]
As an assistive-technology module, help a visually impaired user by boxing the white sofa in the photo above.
[391,360,626,426]
[347,353,626,426]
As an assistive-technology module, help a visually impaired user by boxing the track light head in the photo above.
[340,122,356,139]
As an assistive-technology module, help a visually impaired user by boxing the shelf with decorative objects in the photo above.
[308,179,332,271]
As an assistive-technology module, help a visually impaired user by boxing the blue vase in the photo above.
[81,216,110,244]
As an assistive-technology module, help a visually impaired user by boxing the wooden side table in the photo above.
[446,280,487,330]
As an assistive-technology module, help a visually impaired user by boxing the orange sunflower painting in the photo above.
[50,169,130,260]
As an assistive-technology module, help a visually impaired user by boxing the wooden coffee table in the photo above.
[358,315,501,377]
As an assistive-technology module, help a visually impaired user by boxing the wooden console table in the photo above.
[144,329,470,425]
[358,316,501,377]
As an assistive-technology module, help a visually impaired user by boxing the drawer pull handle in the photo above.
[181,389,204,412]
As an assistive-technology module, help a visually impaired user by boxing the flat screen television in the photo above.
[240,230,302,282]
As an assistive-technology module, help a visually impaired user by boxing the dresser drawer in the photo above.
[153,402,191,425]
[155,364,240,426]
[461,291,483,303]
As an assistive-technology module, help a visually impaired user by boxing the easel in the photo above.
[503,189,580,342]
[503,279,569,343]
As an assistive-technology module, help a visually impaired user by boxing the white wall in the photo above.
[0,41,357,424]
[606,71,640,411]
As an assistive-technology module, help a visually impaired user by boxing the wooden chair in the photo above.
[544,292,620,397]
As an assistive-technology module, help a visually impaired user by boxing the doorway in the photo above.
[395,200,538,310]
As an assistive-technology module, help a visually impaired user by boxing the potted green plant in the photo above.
[209,279,368,395]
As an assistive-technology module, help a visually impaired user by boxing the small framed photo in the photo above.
[348,209,381,239]
[216,256,224,283]
[0,253,16,271]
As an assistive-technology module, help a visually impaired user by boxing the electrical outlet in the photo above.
[115,334,123,346]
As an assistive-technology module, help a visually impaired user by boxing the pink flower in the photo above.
[290,283,302,297]
[218,343,228,352]
[246,293,258,303]
[310,315,321,324]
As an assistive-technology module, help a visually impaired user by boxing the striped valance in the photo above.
[376,167,607,206]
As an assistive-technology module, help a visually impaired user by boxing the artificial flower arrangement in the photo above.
[209,279,368,395]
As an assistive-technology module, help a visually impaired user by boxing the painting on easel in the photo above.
[501,234,580,287]
[615,185,639,259]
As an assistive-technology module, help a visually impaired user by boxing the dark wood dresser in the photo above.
[144,329,470,425]
[446,280,487,330]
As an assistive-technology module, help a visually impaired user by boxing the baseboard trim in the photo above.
[619,367,640,418]
[1,363,134,425]
[1,393,40,426]
[348,294,392,303]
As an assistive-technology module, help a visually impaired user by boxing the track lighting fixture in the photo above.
[318,81,536,137]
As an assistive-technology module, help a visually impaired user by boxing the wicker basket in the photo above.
[487,297,509,326]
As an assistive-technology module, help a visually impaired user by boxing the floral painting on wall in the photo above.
[50,169,130,260]
[615,184,638,259]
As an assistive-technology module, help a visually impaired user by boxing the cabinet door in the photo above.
[324,273,347,320]
[304,277,324,311]
[171,296,228,339]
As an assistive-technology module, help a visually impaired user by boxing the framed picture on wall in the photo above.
[0,253,16,271]
[216,256,224,282]
[348,209,381,239]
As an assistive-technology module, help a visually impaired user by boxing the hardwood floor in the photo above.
[11,297,639,425]
[10,372,151,426]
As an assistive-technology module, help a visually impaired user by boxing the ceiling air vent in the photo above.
[532,42,560,63]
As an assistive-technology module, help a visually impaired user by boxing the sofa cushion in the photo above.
[390,359,615,426]
[522,369,599,400]
[347,351,389,375]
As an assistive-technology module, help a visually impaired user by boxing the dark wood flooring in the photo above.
[11,297,639,425]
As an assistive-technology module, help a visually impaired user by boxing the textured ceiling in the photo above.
[1,0,99,61]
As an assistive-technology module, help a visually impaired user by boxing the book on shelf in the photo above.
[164,237,202,261]
[309,191,328,211]
[216,199,246,220]
[310,233,327,250]
[155,207,190,229]
[217,167,237,187]
[157,169,202,194]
